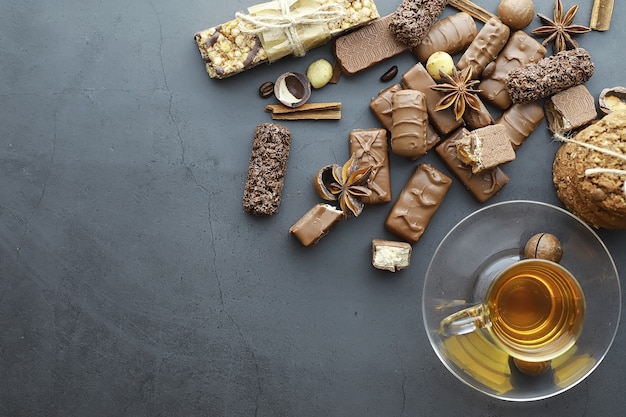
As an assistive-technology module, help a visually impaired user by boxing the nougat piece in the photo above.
[243,123,291,215]
[495,102,545,149]
[478,31,546,110]
[372,239,412,272]
[457,18,510,79]
[412,12,477,63]
[385,164,452,243]
[349,128,392,204]
[436,128,509,203]
[545,84,597,133]
[289,204,343,247]
[456,125,516,174]
[391,90,428,159]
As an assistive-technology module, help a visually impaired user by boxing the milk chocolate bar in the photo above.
[463,98,494,130]
[391,90,428,159]
[371,239,412,272]
[402,63,464,135]
[506,48,595,104]
[289,203,343,246]
[412,12,477,64]
[478,31,546,110]
[385,164,451,243]
[334,14,408,76]
[349,128,391,204]
[390,0,447,47]
[436,129,509,203]
[243,123,291,215]
[195,0,380,79]
[457,17,510,79]
[495,102,545,149]
[369,83,403,130]
[545,84,597,133]
[456,124,516,174]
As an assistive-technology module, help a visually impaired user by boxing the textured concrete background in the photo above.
[1,0,624,415]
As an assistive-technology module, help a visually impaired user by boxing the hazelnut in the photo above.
[274,72,311,108]
[498,0,534,30]
[524,233,563,263]
[513,357,551,376]
[306,59,333,89]
[426,51,454,81]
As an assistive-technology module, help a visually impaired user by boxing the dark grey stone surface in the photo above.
[1,0,624,416]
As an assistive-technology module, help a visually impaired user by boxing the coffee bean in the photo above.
[380,65,398,82]
[258,81,275,98]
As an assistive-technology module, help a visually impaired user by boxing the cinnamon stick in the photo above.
[447,0,496,23]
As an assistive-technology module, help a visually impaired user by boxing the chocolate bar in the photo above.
[402,63,464,135]
[334,14,408,75]
[195,0,380,79]
[463,98,494,130]
[506,48,595,104]
[289,203,343,246]
[457,18,510,79]
[478,31,546,110]
[349,128,391,204]
[243,123,291,215]
[495,102,545,149]
[371,239,412,272]
[412,12,477,64]
[391,90,428,159]
[369,83,403,130]
[390,0,447,47]
[385,164,452,243]
[436,129,509,203]
[456,124,516,174]
[545,84,597,133]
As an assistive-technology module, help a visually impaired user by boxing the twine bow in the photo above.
[236,0,346,58]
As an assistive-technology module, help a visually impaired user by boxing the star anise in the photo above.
[531,0,591,53]
[430,66,481,121]
[327,153,372,218]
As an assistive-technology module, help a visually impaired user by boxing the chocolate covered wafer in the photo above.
[412,12,478,64]
[390,0,448,47]
[506,48,595,105]
[545,84,597,133]
[478,31,546,110]
[243,123,291,215]
[370,83,403,131]
[334,15,409,76]
[436,128,509,203]
[495,102,545,149]
[402,63,464,135]
[385,164,451,243]
[391,89,428,159]
[457,18,510,79]
[289,203,343,247]
[456,124,516,174]
[349,128,392,204]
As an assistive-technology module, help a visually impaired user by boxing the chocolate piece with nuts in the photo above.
[243,123,291,216]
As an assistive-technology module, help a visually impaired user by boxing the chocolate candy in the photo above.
[289,203,343,247]
[413,12,477,64]
[371,239,412,272]
[495,102,545,149]
[243,123,291,215]
[349,128,392,204]
[436,128,509,203]
[506,48,595,105]
[402,63,463,135]
[370,84,403,131]
[478,31,546,110]
[463,99,494,130]
[545,84,597,133]
[457,17,510,79]
[456,124,516,174]
[385,164,452,243]
[334,15,409,76]
[380,65,399,82]
[390,0,447,47]
[391,90,428,159]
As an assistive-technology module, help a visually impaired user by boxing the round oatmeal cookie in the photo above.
[553,110,626,229]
